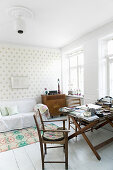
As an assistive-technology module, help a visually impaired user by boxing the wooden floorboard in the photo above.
[0,119,113,170]
[13,147,35,170]
[24,143,41,170]
[0,150,19,170]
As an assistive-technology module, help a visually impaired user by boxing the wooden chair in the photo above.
[67,98,81,131]
[33,110,69,170]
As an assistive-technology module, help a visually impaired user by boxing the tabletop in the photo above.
[59,104,113,123]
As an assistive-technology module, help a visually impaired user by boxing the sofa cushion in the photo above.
[0,107,9,116]
[6,106,19,115]
[0,110,2,117]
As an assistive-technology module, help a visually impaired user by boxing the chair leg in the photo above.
[44,144,47,154]
[68,116,70,130]
[63,144,65,152]
[65,134,68,169]
[91,127,93,132]
[40,143,44,170]
[75,125,77,141]
[63,120,65,130]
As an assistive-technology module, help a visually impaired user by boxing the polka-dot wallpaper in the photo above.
[0,44,61,102]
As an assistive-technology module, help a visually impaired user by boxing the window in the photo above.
[107,40,113,96]
[68,50,84,94]
[100,39,113,97]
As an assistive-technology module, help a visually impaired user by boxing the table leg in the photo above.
[68,118,98,140]
[70,117,101,160]
[82,132,101,160]
[106,117,113,128]
[95,117,113,130]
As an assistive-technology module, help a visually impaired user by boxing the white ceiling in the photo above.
[0,0,113,48]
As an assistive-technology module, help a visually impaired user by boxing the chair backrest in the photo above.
[33,110,45,144]
[33,104,50,119]
[67,98,81,108]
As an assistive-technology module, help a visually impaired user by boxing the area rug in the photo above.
[0,123,58,153]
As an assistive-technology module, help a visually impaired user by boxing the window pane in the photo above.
[110,62,113,96]
[107,40,113,55]
[70,68,78,89]
[68,50,84,95]
[78,67,84,94]
[78,53,84,66]
[70,55,77,67]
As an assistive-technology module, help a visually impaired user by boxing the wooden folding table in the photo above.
[68,112,113,160]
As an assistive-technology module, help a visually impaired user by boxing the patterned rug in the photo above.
[0,123,58,153]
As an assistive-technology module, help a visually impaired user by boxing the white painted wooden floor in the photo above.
[0,120,113,170]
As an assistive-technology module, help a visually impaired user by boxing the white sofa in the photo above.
[0,98,37,132]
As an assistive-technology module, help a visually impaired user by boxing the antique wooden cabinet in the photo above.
[41,94,66,116]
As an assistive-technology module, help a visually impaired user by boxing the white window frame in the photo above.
[106,54,113,96]
[68,49,84,94]
[99,38,113,98]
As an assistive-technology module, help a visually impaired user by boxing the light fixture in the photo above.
[8,6,33,34]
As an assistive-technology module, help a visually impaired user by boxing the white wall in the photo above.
[61,21,113,104]
[0,44,61,102]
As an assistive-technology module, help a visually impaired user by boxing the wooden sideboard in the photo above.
[41,94,66,116]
